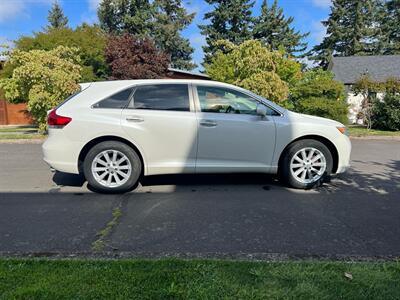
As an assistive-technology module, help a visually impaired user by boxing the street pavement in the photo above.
[0,139,399,259]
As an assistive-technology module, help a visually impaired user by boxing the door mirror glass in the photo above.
[256,104,267,116]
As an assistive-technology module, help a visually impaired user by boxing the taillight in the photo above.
[47,109,72,128]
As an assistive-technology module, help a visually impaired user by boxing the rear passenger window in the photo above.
[133,84,190,111]
[93,87,134,109]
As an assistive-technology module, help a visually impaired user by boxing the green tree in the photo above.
[312,0,380,68]
[290,69,348,123]
[380,0,400,54]
[153,0,196,70]
[98,0,154,35]
[205,40,302,103]
[98,0,195,70]
[199,0,254,64]
[0,46,81,132]
[13,24,107,81]
[47,1,68,30]
[253,0,309,57]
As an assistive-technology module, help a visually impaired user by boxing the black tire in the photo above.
[83,141,142,194]
[280,139,333,189]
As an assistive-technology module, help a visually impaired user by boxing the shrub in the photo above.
[371,94,400,131]
[0,46,81,132]
[13,24,107,82]
[290,69,348,123]
[205,40,303,104]
[295,97,349,124]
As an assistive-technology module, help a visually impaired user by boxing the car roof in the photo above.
[81,79,238,90]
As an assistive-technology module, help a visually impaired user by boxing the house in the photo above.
[166,68,210,80]
[329,55,400,124]
[0,66,209,126]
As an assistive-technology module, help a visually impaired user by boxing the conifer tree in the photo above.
[380,0,400,54]
[98,0,154,35]
[47,1,68,30]
[199,0,254,64]
[253,0,309,57]
[98,0,196,70]
[312,0,380,68]
[153,0,196,70]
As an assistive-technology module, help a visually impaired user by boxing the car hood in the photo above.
[287,111,344,127]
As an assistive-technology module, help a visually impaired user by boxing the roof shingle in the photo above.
[329,55,400,84]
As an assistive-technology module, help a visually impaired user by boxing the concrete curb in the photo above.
[0,139,44,144]
[350,136,400,141]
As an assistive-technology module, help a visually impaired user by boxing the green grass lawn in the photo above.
[0,126,45,140]
[1,259,400,299]
[348,126,400,137]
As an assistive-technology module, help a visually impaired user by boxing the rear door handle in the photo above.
[200,119,217,127]
[126,116,144,122]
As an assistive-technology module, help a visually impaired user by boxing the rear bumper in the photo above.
[42,129,82,174]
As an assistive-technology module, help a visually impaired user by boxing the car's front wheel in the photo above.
[83,141,142,193]
[280,139,333,189]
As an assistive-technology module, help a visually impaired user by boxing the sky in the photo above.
[0,0,332,69]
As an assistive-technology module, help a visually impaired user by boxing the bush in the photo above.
[205,40,302,104]
[290,69,348,123]
[372,94,400,131]
[0,46,81,132]
[295,97,349,124]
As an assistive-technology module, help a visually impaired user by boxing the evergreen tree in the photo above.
[47,1,68,30]
[312,0,380,68]
[380,0,400,54]
[98,0,196,70]
[199,0,254,64]
[153,0,196,70]
[98,0,154,35]
[253,0,309,57]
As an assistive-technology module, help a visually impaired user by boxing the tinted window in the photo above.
[94,88,134,109]
[197,86,278,116]
[133,84,190,111]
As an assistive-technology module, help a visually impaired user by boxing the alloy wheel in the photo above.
[289,147,327,184]
[91,150,132,188]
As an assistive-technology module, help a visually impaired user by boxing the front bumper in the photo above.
[335,134,352,174]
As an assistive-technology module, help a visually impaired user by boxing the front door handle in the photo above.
[126,116,144,122]
[200,119,217,127]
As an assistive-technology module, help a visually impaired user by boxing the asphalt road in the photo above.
[0,139,399,259]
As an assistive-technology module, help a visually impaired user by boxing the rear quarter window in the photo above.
[93,87,134,109]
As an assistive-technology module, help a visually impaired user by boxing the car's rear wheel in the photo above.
[280,139,333,189]
[83,141,141,193]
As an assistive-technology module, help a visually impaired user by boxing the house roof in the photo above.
[329,55,400,84]
[168,67,209,79]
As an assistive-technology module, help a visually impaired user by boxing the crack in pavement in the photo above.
[91,195,129,252]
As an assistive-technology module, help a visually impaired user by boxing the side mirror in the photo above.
[256,104,267,117]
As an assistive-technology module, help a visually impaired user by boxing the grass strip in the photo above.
[348,127,400,137]
[0,259,399,299]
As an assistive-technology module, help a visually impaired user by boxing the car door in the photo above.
[194,84,277,173]
[121,83,198,175]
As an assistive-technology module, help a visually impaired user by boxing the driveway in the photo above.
[0,139,399,258]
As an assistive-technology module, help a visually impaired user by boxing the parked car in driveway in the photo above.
[42,79,351,193]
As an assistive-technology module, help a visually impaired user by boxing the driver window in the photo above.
[197,86,258,115]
